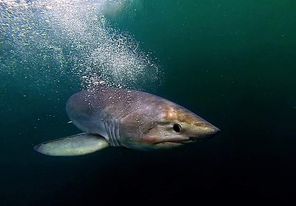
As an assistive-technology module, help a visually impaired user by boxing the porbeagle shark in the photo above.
[34,85,220,156]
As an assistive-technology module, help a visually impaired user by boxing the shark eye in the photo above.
[173,123,182,133]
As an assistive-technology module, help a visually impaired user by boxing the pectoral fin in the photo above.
[34,133,109,156]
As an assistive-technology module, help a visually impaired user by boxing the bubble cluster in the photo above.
[83,26,160,90]
[0,0,160,91]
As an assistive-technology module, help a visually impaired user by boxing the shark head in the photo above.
[119,97,220,150]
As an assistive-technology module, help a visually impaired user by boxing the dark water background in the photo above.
[1,0,296,205]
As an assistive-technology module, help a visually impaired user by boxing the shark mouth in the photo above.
[153,135,214,146]
[154,138,196,145]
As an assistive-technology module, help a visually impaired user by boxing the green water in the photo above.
[0,0,296,205]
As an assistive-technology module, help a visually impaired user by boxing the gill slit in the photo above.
[104,118,120,147]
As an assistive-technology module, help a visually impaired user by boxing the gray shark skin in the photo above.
[34,85,220,156]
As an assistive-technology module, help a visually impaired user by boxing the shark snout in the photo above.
[191,124,220,140]
[205,125,220,136]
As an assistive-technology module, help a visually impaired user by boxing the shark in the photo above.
[34,85,220,156]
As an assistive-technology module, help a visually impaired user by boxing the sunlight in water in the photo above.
[0,0,160,90]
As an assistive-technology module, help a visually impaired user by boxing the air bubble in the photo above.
[0,0,160,93]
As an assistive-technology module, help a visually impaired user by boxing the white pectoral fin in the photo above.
[34,133,109,156]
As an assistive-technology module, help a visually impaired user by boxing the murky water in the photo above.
[0,0,295,205]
